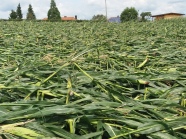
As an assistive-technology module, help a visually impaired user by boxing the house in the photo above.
[42,15,77,21]
[62,15,77,21]
[42,18,48,21]
[108,16,120,23]
[151,13,185,20]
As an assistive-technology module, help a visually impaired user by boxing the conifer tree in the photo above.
[16,3,23,19]
[47,0,61,20]
[9,10,17,20]
[26,4,36,20]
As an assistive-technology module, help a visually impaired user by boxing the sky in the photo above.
[0,0,185,20]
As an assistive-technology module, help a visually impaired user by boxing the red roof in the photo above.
[42,16,77,21]
[61,16,76,21]
[42,18,48,20]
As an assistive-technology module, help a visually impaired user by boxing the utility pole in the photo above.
[105,0,107,19]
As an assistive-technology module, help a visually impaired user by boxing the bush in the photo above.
[120,7,138,22]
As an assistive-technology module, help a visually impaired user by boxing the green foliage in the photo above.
[140,12,152,21]
[92,14,107,22]
[16,3,23,19]
[26,4,36,20]
[0,19,186,138]
[9,10,17,20]
[47,0,61,20]
[120,7,138,22]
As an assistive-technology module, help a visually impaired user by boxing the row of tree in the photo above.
[92,7,151,22]
[9,0,61,20]
[10,4,36,20]
[9,0,151,22]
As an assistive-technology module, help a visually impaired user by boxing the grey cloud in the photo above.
[169,0,185,4]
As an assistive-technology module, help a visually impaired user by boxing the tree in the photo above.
[120,7,138,22]
[47,0,61,20]
[92,14,107,22]
[140,12,151,21]
[26,4,36,20]
[9,10,17,20]
[16,3,23,19]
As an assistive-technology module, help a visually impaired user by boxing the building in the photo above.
[151,13,185,20]
[42,15,77,21]
[42,18,48,21]
[108,16,120,23]
[61,15,77,21]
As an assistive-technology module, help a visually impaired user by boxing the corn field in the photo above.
[0,19,186,139]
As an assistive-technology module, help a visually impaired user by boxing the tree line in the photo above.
[9,0,151,22]
[92,7,151,22]
[9,0,61,20]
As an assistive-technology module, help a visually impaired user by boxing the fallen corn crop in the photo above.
[0,19,186,139]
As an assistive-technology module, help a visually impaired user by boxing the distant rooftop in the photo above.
[43,18,48,20]
[62,16,77,21]
[151,12,185,17]
[42,16,77,21]
[108,16,120,23]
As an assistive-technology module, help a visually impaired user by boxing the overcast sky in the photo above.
[0,0,185,19]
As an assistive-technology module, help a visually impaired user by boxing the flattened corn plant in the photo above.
[0,19,186,139]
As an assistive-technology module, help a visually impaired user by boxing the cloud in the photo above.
[0,0,185,19]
